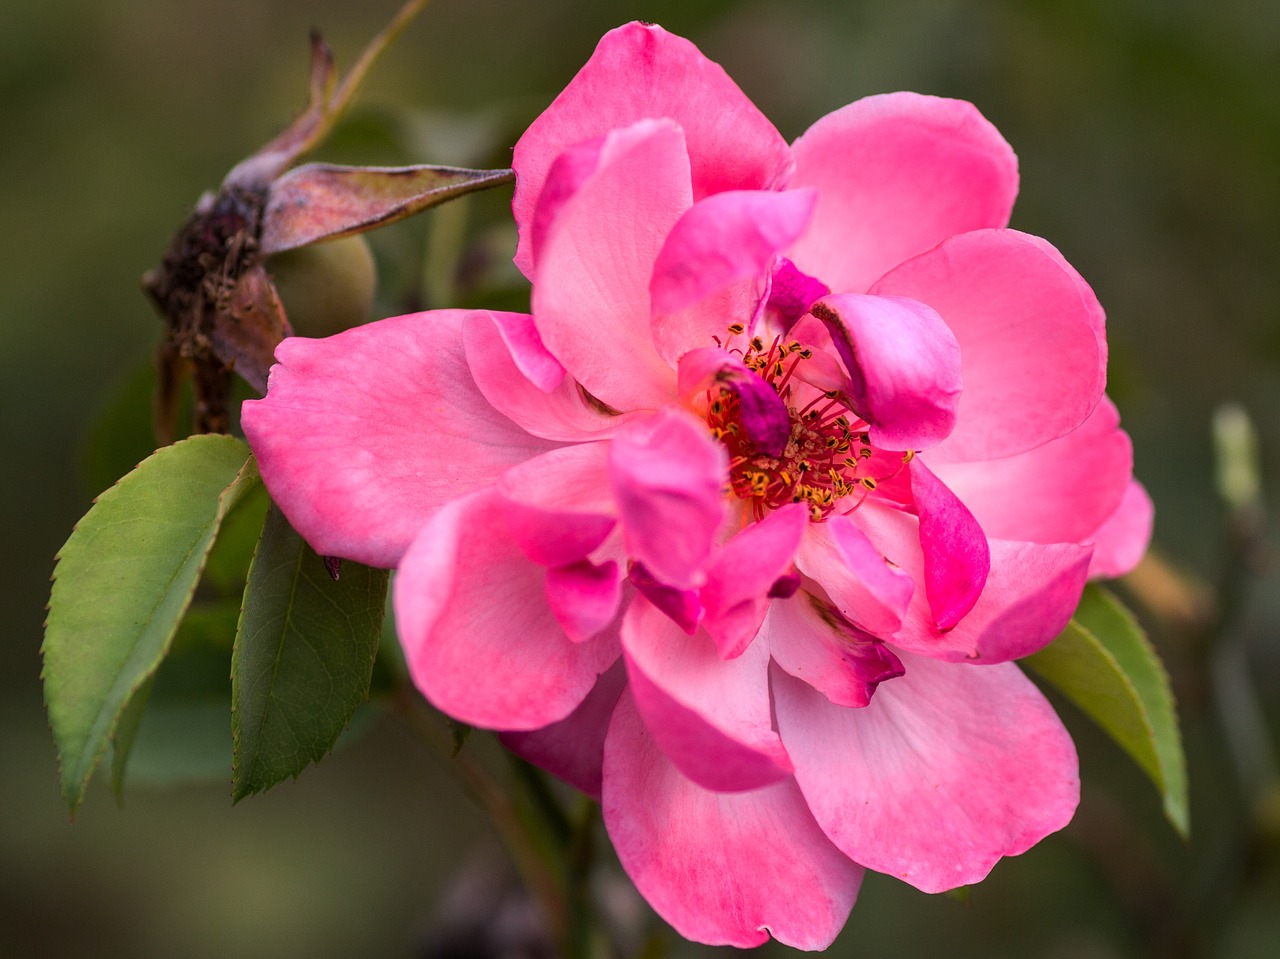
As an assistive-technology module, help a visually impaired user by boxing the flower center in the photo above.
[706,332,911,523]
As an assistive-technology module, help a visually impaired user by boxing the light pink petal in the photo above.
[910,459,991,630]
[486,310,565,392]
[1087,479,1154,579]
[677,347,791,456]
[873,229,1107,463]
[464,312,641,442]
[394,490,619,730]
[622,597,792,792]
[854,504,1090,662]
[513,21,793,275]
[930,396,1133,546]
[603,691,861,949]
[794,516,915,636]
[501,661,627,799]
[498,444,616,567]
[787,93,1018,294]
[763,592,905,708]
[773,652,1078,894]
[546,560,622,642]
[651,189,817,364]
[243,311,556,567]
[609,409,727,590]
[702,503,808,659]
[809,293,962,451]
[531,119,691,412]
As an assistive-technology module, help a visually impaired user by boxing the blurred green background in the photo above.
[4,0,1279,955]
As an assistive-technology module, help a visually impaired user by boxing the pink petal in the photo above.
[764,591,905,708]
[854,504,1090,662]
[546,560,622,642]
[464,311,641,442]
[1087,479,1154,579]
[930,396,1133,546]
[650,189,817,364]
[603,691,861,949]
[513,21,793,275]
[531,119,691,412]
[873,230,1107,462]
[809,293,962,451]
[242,311,556,567]
[498,443,616,567]
[394,490,619,730]
[677,347,791,456]
[787,92,1018,295]
[773,652,1078,894]
[795,515,915,636]
[485,310,565,392]
[501,661,627,799]
[628,563,704,635]
[609,409,727,590]
[701,503,809,659]
[622,597,792,792]
[766,258,830,329]
[910,459,991,630]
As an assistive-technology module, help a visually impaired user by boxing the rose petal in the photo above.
[498,443,616,567]
[677,347,791,457]
[243,311,556,567]
[609,409,727,590]
[1087,479,1154,579]
[546,560,623,643]
[909,459,991,630]
[774,653,1078,893]
[788,92,1018,294]
[602,690,862,950]
[622,596,792,792]
[808,292,962,452]
[872,229,1107,462]
[394,490,619,730]
[513,21,793,275]
[794,516,915,636]
[531,119,692,412]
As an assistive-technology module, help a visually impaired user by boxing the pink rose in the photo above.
[243,22,1152,949]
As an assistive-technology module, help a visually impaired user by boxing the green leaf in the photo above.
[232,502,388,801]
[43,434,259,814]
[1023,584,1189,837]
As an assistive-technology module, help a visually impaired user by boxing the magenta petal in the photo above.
[795,516,915,636]
[622,597,792,792]
[650,189,817,364]
[767,258,831,329]
[764,592,905,708]
[609,409,727,590]
[1087,479,1154,579]
[394,490,619,730]
[531,119,691,412]
[931,396,1133,546]
[677,347,791,456]
[546,560,622,643]
[702,503,808,659]
[501,661,627,799]
[628,563,703,635]
[810,293,962,452]
[910,460,991,630]
[242,311,556,567]
[873,229,1107,462]
[465,312,640,442]
[774,654,1078,894]
[513,21,793,275]
[603,691,861,949]
[788,92,1018,295]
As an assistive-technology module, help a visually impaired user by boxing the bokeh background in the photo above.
[4,0,1279,956]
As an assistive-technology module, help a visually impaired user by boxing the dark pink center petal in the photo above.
[512,21,794,276]
[621,596,793,793]
[678,347,791,456]
[773,653,1078,894]
[763,590,905,709]
[393,490,620,731]
[650,189,817,365]
[243,309,557,568]
[545,559,623,643]
[766,257,831,330]
[908,459,991,630]
[603,691,862,950]
[787,92,1018,295]
[609,408,727,590]
[808,292,963,452]
[700,502,808,660]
